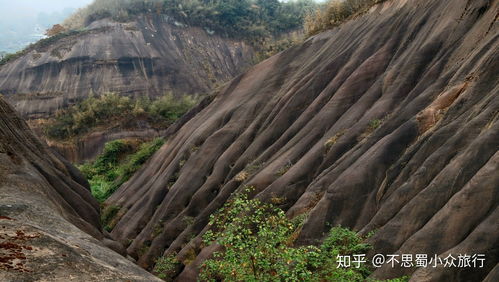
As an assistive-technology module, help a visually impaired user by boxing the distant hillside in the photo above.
[0,0,315,163]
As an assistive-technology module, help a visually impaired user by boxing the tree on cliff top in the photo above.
[62,0,317,40]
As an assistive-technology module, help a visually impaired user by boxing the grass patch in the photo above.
[276,161,293,177]
[369,119,382,130]
[79,138,165,202]
[44,92,200,141]
[101,205,121,231]
[154,253,181,281]
[305,0,387,36]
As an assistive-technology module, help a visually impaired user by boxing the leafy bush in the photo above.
[44,92,199,140]
[369,119,382,130]
[199,189,372,281]
[149,93,199,123]
[305,0,387,36]
[79,138,165,202]
[154,254,182,281]
[118,137,165,182]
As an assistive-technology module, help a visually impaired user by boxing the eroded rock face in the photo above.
[105,0,498,280]
[0,97,160,281]
[0,14,254,163]
[0,14,254,119]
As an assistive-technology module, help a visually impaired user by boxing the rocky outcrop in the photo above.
[0,14,254,119]
[0,97,160,281]
[105,0,499,280]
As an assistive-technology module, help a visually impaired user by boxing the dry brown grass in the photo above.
[305,0,387,36]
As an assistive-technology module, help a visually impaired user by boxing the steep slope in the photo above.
[0,14,254,119]
[0,97,160,281]
[105,0,498,280]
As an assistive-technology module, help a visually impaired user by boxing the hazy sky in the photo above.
[0,0,95,52]
[0,0,94,21]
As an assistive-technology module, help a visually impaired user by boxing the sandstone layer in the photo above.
[105,0,499,281]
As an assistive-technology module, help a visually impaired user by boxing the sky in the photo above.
[0,0,93,21]
[0,0,94,53]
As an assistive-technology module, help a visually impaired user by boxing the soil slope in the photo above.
[106,0,498,281]
[0,97,160,281]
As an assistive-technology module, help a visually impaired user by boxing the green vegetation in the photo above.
[100,204,121,231]
[305,0,387,36]
[254,32,302,62]
[369,118,382,130]
[0,52,22,66]
[197,189,371,281]
[234,162,265,182]
[357,118,384,142]
[79,138,165,202]
[63,0,317,41]
[44,92,199,140]
[324,130,346,152]
[1,1,317,66]
[154,254,182,281]
[276,161,293,176]
[153,189,410,281]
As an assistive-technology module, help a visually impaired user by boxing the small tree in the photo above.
[200,189,374,281]
[201,189,316,281]
[45,24,66,37]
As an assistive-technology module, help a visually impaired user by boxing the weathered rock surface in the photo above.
[0,14,254,119]
[0,97,160,281]
[105,0,499,280]
[0,13,254,162]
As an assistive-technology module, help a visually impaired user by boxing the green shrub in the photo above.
[149,93,199,123]
[44,92,199,140]
[0,52,22,66]
[118,137,165,183]
[88,176,115,203]
[154,253,181,281]
[369,119,382,130]
[79,138,165,202]
[254,33,302,62]
[199,189,373,281]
